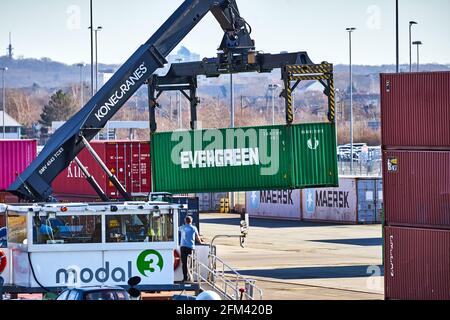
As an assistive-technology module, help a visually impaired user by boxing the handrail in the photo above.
[189,249,263,300]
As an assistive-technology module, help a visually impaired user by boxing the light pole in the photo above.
[176,58,183,129]
[396,0,399,73]
[346,27,356,174]
[90,0,94,98]
[230,73,235,128]
[268,84,280,125]
[409,21,418,72]
[1,67,7,139]
[94,26,103,93]
[76,63,86,108]
[230,72,235,212]
[413,41,423,72]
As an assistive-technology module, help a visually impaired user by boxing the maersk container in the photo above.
[52,141,151,199]
[0,140,37,191]
[246,189,301,220]
[151,123,338,194]
[383,150,450,229]
[301,177,383,224]
[385,226,450,300]
[381,72,450,149]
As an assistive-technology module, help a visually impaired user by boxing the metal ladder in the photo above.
[189,248,263,300]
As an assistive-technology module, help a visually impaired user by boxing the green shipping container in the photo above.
[151,122,338,194]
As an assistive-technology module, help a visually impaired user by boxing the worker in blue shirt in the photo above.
[179,216,203,282]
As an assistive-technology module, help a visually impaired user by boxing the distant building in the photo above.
[0,111,22,139]
[167,46,201,64]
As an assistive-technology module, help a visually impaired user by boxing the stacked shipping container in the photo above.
[52,141,151,200]
[381,71,450,300]
[245,177,383,224]
[0,140,37,204]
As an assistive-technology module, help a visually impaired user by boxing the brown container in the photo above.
[383,150,450,229]
[381,72,450,150]
[385,226,450,300]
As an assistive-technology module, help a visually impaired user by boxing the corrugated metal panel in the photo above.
[0,140,37,190]
[357,178,383,224]
[52,141,151,199]
[151,123,338,194]
[246,190,301,220]
[381,72,450,149]
[291,123,339,188]
[385,226,450,300]
[383,150,450,229]
[302,178,358,223]
[198,193,228,212]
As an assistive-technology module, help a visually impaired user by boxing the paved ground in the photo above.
[199,214,384,300]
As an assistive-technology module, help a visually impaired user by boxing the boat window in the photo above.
[105,211,174,243]
[6,212,27,245]
[32,214,102,245]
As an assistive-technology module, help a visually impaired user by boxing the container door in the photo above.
[357,179,377,224]
[375,179,383,223]
[105,143,127,198]
[129,142,151,195]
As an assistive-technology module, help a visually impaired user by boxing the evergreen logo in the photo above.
[137,250,164,277]
[307,139,320,150]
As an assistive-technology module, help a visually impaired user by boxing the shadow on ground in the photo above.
[310,238,383,247]
[236,265,385,280]
[200,216,337,229]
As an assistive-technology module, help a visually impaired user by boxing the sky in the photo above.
[0,0,449,66]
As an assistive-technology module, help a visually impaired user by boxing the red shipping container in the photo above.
[385,226,450,300]
[0,140,37,190]
[383,150,450,229]
[381,72,450,149]
[52,141,151,199]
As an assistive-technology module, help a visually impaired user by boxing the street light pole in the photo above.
[409,21,418,72]
[396,0,399,73]
[230,73,235,128]
[413,41,423,72]
[90,0,94,97]
[269,84,280,125]
[176,58,183,129]
[1,67,7,139]
[77,63,85,108]
[346,27,356,174]
[94,26,103,93]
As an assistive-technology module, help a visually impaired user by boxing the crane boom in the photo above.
[8,0,254,202]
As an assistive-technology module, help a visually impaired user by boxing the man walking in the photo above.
[179,216,203,282]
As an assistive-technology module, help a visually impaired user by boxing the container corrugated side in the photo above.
[383,150,450,229]
[0,140,37,190]
[151,125,292,194]
[381,72,450,149]
[385,226,450,300]
[52,141,151,199]
[357,178,383,224]
[291,123,339,188]
[151,123,338,194]
[302,178,358,223]
[246,189,301,220]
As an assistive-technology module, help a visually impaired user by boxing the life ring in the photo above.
[0,250,6,274]
[174,249,181,271]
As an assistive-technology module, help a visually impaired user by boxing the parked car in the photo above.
[56,286,130,300]
[56,277,142,300]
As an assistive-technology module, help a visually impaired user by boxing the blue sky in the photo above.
[1,0,449,65]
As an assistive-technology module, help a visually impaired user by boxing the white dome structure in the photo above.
[196,291,222,301]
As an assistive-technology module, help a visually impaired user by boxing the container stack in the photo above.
[0,140,37,203]
[381,71,450,300]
